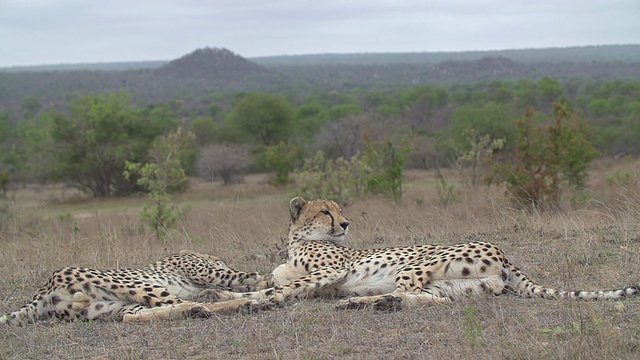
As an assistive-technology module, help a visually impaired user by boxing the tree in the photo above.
[537,77,565,109]
[587,98,611,118]
[455,128,506,188]
[197,143,253,184]
[488,103,598,209]
[0,171,8,198]
[229,92,294,146]
[449,102,513,147]
[325,103,362,120]
[124,128,193,238]
[514,78,539,109]
[407,134,441,169]
[398,85,447,130]
[294,101,328,140]
[313,114,377,160]
[296,151,371,207]
[208,103,222,119]
[8,111,57,183]
[361,135,411,200]
[263,141,298,185]
[191,117,219,145]
[51,92,179,197]
[21,97,41,119]
[441,102,513,168]
[0,112,10,180]
[488,80,514,104]
[0,112,9,141]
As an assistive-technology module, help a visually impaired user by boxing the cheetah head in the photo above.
[288,197,349,242]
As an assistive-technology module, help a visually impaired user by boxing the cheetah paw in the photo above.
[372,295,403,312]
[196,289,235,302]
[335,295,403,311]
[237,299,274,314]
[335,298,369,310]
[187,305,213,319]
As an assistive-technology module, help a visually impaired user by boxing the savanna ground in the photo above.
[2,157,640,360]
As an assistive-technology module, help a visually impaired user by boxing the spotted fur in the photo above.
[1,250,269,325]
[211,197,639,310]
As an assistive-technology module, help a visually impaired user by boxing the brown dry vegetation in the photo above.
[2,157,640,359]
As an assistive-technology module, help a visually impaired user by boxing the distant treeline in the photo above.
[0,60,168,73]
[1,46,640,120]
[253,44,640,65]
[3,44,640,71]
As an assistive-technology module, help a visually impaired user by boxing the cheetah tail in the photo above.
[503,262,640,300]
[0,302,40,326]
[0,287,68,325]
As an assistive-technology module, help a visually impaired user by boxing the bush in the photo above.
[312,115,376,160]
[454,128,506,188]
[123,128,193,238]
[297,137,411,204]
[0,171,8,198]
[49,92,179,196]
[263,141,298,186]
[197,143,252,184]
[229,92,294,146]
[361,136,411,200]
[0,196,11,232]
[488,103,599,209]
[296,151,371,206]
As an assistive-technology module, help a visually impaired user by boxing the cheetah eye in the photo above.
[321,210,331,215]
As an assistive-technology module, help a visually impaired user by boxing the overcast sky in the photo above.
[1,0,639,67]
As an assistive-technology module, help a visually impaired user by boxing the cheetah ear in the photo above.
[289,197,307,221]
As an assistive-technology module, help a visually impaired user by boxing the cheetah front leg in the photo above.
[121,299,271,322]
[198,267,349,305]
[122,301,209,322]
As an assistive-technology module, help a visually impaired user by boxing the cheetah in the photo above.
[0,250,270,325]
[203,197,640,311]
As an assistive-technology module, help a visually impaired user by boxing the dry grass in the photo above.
[2,159,640,359]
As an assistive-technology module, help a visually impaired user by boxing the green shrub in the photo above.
[488,103,598,209]
[361,137,411,201]
[0,171,8,198]
[296,151,371,206]
[454,128,506,188]
[123,128,193,238]
[436,171,459,206]
[297,137,411,204]
[263,141,298,186]
[0,196,11,232]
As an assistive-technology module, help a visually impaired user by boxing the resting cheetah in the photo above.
[0,250,269,325]
[206,197,640,310]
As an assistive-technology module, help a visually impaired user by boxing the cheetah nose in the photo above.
[340,221,349,230]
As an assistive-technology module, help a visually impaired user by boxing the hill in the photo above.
[155,48,268,79]
[0,48,285,116]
